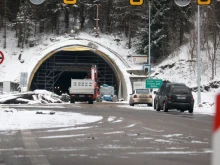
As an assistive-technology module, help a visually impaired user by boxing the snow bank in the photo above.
[0,90,64,104]
[0,109,103,131]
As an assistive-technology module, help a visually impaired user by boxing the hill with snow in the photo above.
[0,31,220,115]
[0,31,135,82]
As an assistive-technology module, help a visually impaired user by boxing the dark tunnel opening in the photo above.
[30,49,118,96]
[53,71,88,95]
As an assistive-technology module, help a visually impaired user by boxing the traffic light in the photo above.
[130,0,144,6]
[197,0,211,5]
[63,0,77,5]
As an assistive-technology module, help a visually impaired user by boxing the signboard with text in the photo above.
[146,79,162,88]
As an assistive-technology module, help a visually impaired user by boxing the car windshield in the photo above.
[172,88,190,94]
[136,89,150,94]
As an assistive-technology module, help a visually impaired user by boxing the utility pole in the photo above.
[4,0,7,48]
[95,3,100,38]
[197,5,201,105]
[174,0,201,104]
[148,0,151,65]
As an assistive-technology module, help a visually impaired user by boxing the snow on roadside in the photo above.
[150,45,220,116]
[0,31,219,115]
[192,90,216,115]
[117,102,215,115]
[0,109,103,131]
[0,90,65,104]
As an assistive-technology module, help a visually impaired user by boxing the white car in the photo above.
[129,89,153,106]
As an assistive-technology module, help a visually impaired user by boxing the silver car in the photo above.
[129,89,153,106]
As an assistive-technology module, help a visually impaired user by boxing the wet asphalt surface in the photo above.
[0,102,213,165]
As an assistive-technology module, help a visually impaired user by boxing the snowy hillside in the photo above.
[151,45,220,87]
[0,31,136,82]
[0,31,220,115]
[150,44,220,115]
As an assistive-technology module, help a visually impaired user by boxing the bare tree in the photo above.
[188,27,197,73]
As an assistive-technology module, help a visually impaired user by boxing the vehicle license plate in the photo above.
[79,95,85,97]
[177,96,186,99]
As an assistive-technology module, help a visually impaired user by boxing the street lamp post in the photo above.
[148,0,151,65]
[197,5,201,105]
[4,0,7,48]
[174,0,201,105]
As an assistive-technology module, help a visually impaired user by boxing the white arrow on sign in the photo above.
[30,0,45,5]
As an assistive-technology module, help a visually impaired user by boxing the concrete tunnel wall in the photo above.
[26,39,132,101]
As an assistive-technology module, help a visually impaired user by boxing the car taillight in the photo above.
[149,95,152,98]
[191,96,194,101]
[167,95,171,101]
[72,94,76,97]
[134,95,137,98]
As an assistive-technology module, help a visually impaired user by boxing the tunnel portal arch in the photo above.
[27,43,131,100]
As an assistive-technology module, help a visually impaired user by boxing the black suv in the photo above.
[154,82,185,109]
[154,83,194,113]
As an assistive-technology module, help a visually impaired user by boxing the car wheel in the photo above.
[180,109,185,112]
[163,102,168,112]
[153,101,156,109]
[88,99,93,104]
[148,103,153,107]
[129,102,134,106]
[156,101,161,111]
[188,108,193,113]
[70,98,75,103]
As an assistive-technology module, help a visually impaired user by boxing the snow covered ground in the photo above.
[0,31,219,116]
[117,100,215,116]
[150,44,220,116]
[0,31,134,83]
[0,108,102,131]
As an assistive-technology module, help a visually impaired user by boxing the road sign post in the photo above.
[0,51,4,64]
[212,94,220,165]
[146,79,162,88]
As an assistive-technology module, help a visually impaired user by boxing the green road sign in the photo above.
[146,79,162,88]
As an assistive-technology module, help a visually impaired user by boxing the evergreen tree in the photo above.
[112,0,145,48]
[140,0,194,63]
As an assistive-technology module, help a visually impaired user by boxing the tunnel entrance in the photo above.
[30,49,118,95]
[53,71,88,95]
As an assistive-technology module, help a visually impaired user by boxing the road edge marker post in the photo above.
[212,93,220,165]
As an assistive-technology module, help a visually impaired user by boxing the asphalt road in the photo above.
[0,102,213,165]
